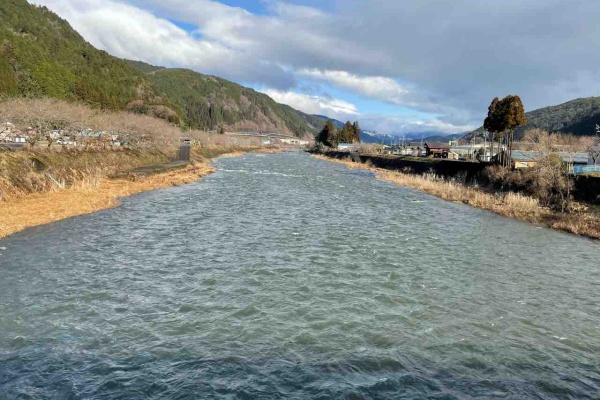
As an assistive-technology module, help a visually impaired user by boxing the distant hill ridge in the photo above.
[0,0,325,137]
[467,97,600,139]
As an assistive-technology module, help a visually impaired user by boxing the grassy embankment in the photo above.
[0,98,286,238]
[0,146,278,239]
[314,155,600,240]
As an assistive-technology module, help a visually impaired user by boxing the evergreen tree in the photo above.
[316,121,338,147]
[352,121,361,143]
[338,121,356,143]
[484,95,527,166]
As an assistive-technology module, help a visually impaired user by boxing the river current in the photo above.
[0,152,599,399]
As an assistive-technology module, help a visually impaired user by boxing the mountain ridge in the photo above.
[466,97,600,139]
[0,0,325,137]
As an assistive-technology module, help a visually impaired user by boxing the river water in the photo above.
[0,152,599,399]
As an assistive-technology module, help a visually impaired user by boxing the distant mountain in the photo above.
[130,63,326,137]
[0,0,325,137]
[466,97,600,139]
[361,130,398,144]
[313,115,397,144]
[421,133,465,143]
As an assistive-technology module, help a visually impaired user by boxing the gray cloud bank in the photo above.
[32,0,600,134]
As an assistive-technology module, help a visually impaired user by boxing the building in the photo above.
[424,142,450,158]
[510,150,589,169]
[406,142,426,157]
[337,142,361,151]
[278,137,309,146]
[0,122,22,143]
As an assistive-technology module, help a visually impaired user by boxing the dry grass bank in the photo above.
[0,148,170,201]
[0,161,215,239]
[314,155,600,240]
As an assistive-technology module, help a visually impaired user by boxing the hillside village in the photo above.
[0,121,122,148]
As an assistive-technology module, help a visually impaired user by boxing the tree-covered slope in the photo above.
[0,0,167,110]
[467,97,600,138]
[0,0,322,137]
[129,64,324,136]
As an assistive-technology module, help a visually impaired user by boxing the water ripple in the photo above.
[1,152,599,399]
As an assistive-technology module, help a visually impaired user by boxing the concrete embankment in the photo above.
[325,151,487,181]
[324,151,600,205]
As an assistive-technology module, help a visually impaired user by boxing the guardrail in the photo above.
[573,165,600,175]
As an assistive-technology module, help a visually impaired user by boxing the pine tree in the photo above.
[352,121,361,143]
[316,121,337,147]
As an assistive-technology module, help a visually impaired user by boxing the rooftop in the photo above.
[511,150,589,164]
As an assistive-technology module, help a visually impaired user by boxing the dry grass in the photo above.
[0,148,170,201]
[0,162,215,239]
[314,155,600,240]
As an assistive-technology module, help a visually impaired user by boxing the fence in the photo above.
[573,165,600,175]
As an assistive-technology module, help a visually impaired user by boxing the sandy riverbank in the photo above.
[0,147,290,239]
[314,155,600,240]
[0,161,216,239]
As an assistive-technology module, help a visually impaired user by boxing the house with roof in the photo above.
[424,142,450,158]
[0,122,18,142]
[510,150,589,170]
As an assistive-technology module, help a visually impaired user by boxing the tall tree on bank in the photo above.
[316,121,338,147]
[338,121,356,143]
[484,97,502,163]
[484,95,527,166]
[352,121,361,143]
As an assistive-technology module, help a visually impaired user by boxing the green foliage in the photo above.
[472,96,600,139]
[134,67,323,136]
[338,121,356,143]
[0,0,163,110]
[352,121,361,142]
[315,120,361,147]
[0,56,17,95]
[484,95,527,134]
[0,0,325,137]
[316,121,338,147]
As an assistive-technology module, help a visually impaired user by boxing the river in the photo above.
[1,152,599,399]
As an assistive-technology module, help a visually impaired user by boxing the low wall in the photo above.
[325,151,600,204]
[326,151,487,181]
[574,175,600,204]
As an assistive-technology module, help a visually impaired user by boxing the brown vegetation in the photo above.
[314,155,600,240]
[0,97,282,238]
[0,161,216,238]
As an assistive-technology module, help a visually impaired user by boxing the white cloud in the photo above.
[262,89,359,120]
[299,69,412,106]
[359,115,476,135]
[30,0,600,132]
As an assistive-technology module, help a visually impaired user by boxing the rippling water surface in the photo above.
[1,152,599,399]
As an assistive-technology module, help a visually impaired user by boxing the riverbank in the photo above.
[0,161,216,239]
[314,155,600,240]
[0,148,283,239]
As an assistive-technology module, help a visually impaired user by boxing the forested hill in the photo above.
[467,97,600,138]
[0,0,167,112]
[128,62,325,137]
[0,0,324,137]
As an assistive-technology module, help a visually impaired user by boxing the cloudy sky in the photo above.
[32,0,600,134]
